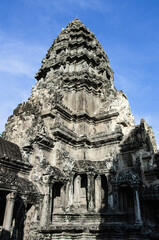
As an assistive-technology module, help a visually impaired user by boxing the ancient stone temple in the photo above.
[0,19,159,240]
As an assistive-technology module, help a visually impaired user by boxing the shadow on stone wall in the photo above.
[94,120,159,240]
[10,196,25,240]
[0,196,25,240]
[95,205,141,240]
[0,229,10,240]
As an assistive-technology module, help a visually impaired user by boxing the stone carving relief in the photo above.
[0,166,36,194]
[114,168,142,187]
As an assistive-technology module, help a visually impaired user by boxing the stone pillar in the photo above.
[21,194,27,213]
[74,175,81,207]
[108,194,113,210]
[68,176,74,207]
[107,180,113,210]
[133,186,142,224]
[95,175,101,212]
[40,177,52,227]
[61,185,66,209]
[87,174,95,211]
[2,192,17,232]
[113,185,119,210]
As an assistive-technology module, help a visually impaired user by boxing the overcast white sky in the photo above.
[0,0,159,147]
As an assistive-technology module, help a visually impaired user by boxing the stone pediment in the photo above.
[0,165,37,197]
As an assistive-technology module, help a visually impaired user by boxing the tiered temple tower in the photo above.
[1,19,159,240]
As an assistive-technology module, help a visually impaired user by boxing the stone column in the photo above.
[61,185,66,209]
[21,194,27,213]
[107,180,113,210]
[2,192,17,232]
[113,185,119,210]
[74,175,81,207]
[87,174,95,211]
[95,175,101,212]
[68,176,74,207]
[40,177,52,227]
[133,186,142,224]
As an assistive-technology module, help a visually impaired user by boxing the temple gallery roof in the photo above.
[0,137,22,161]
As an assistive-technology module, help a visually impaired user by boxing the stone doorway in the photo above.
[118,185,135,223]
[52,182,63,214]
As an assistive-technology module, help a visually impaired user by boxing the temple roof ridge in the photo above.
[66,18,87,30]
[67,18,83,24]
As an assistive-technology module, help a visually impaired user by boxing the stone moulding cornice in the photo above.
[41,107,119,124]
[23,135,54,152]
[36,48,111,81]
[60,72,109,94]
[72,159,109,174]
[52,124,122,148]
[33,134,54,150]
[89,223,141,233]
[62,84,102,95]
[51,37,108,62]
[69,29,94,41]
[36,58,108,84]
[59,48,101,63]
[42,166,67,183]
[61,79,103,94]
[0,158,32,173]
[66,51,100,65]
[39,225,84,233]
[68,38,99,52]
[120,141,144,152]
[54,36,95,52]
[61,70,106,83]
